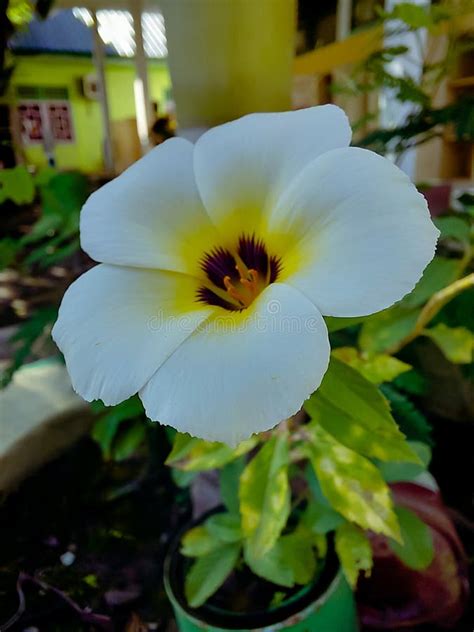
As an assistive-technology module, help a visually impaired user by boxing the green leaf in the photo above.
[305,462,328,503]
[310,357,393,426]
[21,213,62,246]
[424,323,474,364]
[244,539,292,588]
[112,422,146,461]
[171,468,197,489]
[25,237,80,268]
[377,441,431,483]
[389,507,434,570]
[185,543,240,607]
[0,238,19,269]
[359,258,463,354]
[91,396,144,459]
[380,384,433,445]
[39,171,88,219]
[306,424,400,540]
[308,395,419,464]
[245,529,316,588]
[400,257,461,309]
[9,172,87,271]
[305,358,420,463]
[335,522,373,588]
[220,457,245,515]
[278,531,317,585]
[301,500,344,535]
[165,432,196,463]
[1,306,57,388]
[298,508,329,558]
[206,514,242,543]
[458,192,474,214]
[0,166,35,204]
[181,526,221,557]
[166,433,257,472]
[17,172,88,270]
[240,434,290,559]
[7,0,34,27]
[393,369,427,396]
[332,347,411,384]
[270,592,286,608]
[324,316,368,332]
[434,216,471,243]
[90,417,121,459]
[389,3,434,29]
[395,77,429,106]
[359,306,420,354]
[34,166,57,187]
[436,286,474,332]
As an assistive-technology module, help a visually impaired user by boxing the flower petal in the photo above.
[52,265,213,405]
[140,283,330,445]
[193,105,351,236]
[269,147,439,317]
[81,138,219,274]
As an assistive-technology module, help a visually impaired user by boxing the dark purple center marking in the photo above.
[197,234,281,311]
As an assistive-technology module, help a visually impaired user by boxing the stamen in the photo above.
[222,276,246,307]
[197,234,280,310]
[203,279,243,309]
[240,269,260,299]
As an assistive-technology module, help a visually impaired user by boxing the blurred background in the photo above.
[0,1,473,631]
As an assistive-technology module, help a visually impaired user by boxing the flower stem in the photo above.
[388,272,474,354]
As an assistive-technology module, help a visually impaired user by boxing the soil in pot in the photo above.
[191,559,323,614]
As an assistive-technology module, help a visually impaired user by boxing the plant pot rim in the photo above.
[164,507,343,630]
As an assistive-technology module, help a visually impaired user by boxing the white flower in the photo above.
[52,105,438,445]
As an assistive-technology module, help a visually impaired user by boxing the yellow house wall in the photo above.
[8,55,171,174]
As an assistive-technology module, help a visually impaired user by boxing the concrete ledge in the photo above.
[0,359,93,491]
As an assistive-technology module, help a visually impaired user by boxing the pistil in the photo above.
[223,267,261,307]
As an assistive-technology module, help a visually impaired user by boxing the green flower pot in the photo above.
[164,514,359,632]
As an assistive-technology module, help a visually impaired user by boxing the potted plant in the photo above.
[164,356,437,631]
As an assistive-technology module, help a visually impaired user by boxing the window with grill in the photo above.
[18,100,74,145]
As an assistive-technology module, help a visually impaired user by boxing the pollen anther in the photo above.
[223,270,261,307]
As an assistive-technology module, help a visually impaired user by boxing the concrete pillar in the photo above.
[161,0,296,140]
[91,10,114,174]
[336,0,352,41]
[130,0,153,153]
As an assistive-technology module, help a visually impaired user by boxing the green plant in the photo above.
[335,1,474,161]
[27,186,466,608]
[166,355,435,609]
[0,167,88,387]
[0,167,86,269]
[162,196,474,610]
[90,396,147,462]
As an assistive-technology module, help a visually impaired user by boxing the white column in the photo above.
[130,0,152,153]
[382,0,429,177]
[161,0,295,137]
[91,10,114,174]
[336,0,352,41]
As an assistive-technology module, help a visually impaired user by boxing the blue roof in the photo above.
[10,9,113,55]
[10,8,167,58]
